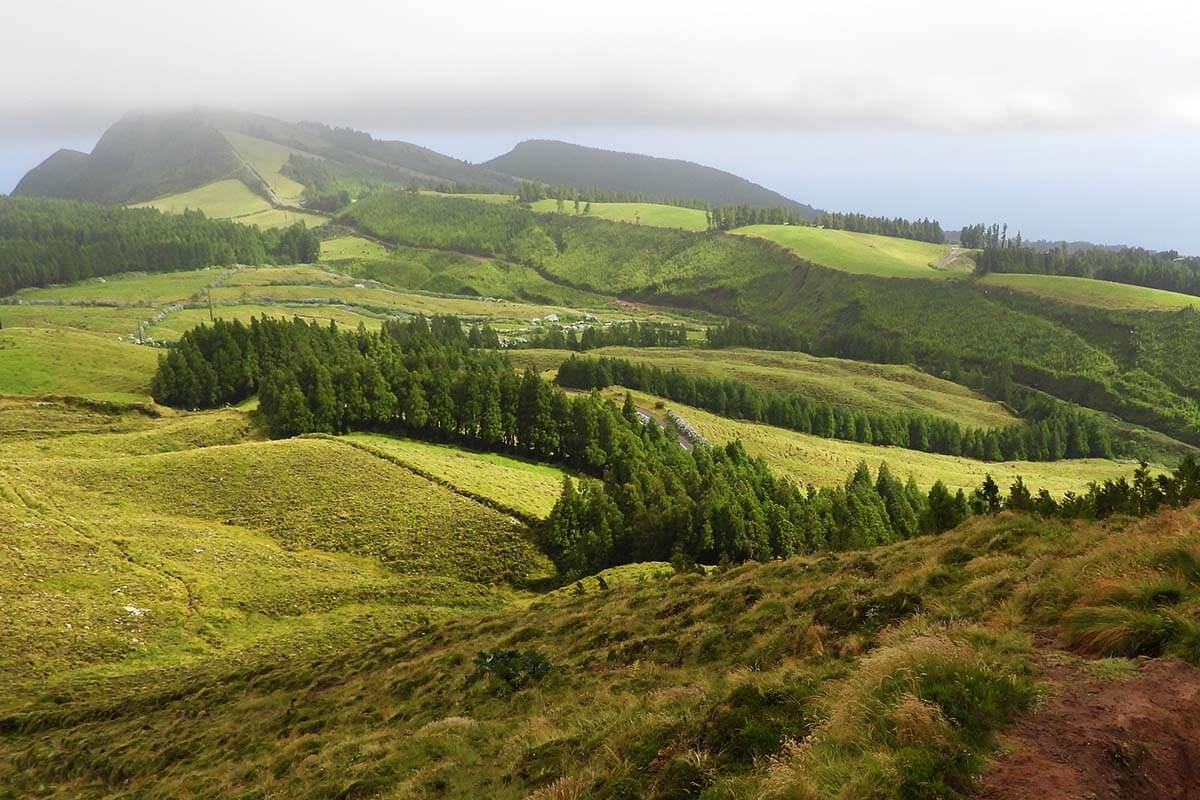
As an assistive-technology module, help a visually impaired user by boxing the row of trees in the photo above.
[0,197,320,296]
[150,316,986,574]
[706,206,945,244]
[704,319,808,351]
[971,458,1200,522]
[516,181,711,210]
[976,241,1200,298]
[707,205,810,230]
[554,354,1114,462]
[815,212,945,244]
[517,321,688,351]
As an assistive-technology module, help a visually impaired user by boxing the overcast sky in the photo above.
[3,0,1198,250]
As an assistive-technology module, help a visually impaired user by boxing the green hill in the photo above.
[732,224,972,279]
[486,139,817,214]
[330,190,1200,449]
[13,110,517,215]
[0,404,545,688]
[3,497,1198,798]
[981,272,1200,311]
[13,112,243,204]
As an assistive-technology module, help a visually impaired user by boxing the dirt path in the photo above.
[973,658,1200,800]
[934,245,965,269]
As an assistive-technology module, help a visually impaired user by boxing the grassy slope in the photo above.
[610,386,1138,494]
[981,272,1200,311]
[132,178,272,217]
[514,346,1018,429]
[0,405,545,689]
[131,177,326,229]
[4,265,679,346]
[0,328,159,402]
[13,268,228,304]
[320,234,392,262]
[342,433,566,520]
[531,199,709,231]
[731,224,965,279]
[4,501,1197,798]
[222,130,311,204]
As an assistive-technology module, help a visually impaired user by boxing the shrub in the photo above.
[470,648,553,692]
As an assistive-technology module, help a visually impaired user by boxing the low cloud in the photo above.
[3,0,1197,139]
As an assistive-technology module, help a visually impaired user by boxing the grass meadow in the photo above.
[0,327,158,402]
[132,178,272,218]
[222,130,312,205]
[531,199,710,231]
[607,386,1142,495]
[981,272,1200,311]
[516,346,1019,429]
[343,433,567,520]
[0,405,548,692]
[733,224,970,278]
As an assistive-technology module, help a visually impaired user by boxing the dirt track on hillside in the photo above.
[973,658,1200,800]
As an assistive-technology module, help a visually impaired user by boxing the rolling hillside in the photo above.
[981,272,1200,311]
[607,386,1140,494]
[0,401,545,689]
[513,346,1019,429]
[486,139,817,214]
[4,496,1198,798]
[732,224,973,279]
[13,110,517,215]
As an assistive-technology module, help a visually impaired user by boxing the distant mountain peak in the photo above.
[485,139,815,215]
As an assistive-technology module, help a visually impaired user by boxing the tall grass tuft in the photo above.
[1062,605,1182,657]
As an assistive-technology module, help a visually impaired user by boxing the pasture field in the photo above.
[4,265,709,350]
[0,304,156,336]
[11,267,228,305]
[223,130,311,204]
[342,433,566,520]
[131,178,327,229]
[132,178,272,218]
[531,199,709,231]
[0,327,159,402]
[515,346,1018,429]
[320,234,392,262]
[732,224,968,278]
[609,386,1141,494]
[981,272,1200,311]
[0,412,546,690]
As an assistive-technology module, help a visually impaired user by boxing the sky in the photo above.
[3,0,1198,251]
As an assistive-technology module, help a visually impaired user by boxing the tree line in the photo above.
[516,180,712,210]
[706,207,945,244]
[515,321,688,351]
[706,205,810,230]
[967,458,1200,524]
[814,212,945,244]
[704,319,808,351]
[0,197,320,297]
[975,240,1200,298]
[554,354,1114,462]
[149,315,990,574]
